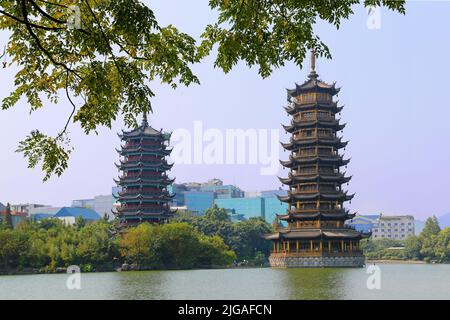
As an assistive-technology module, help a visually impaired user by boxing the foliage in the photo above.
[173,206,273,261]
[119,222,236,269]
[199,0,405,77]
[204,204,230,222]
[363,217,450,263]
[0,0,199,180]
[0,0,405,179]
[2,203,13,229]
[0,219,119,272]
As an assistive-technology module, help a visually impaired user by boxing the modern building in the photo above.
[54,207,101,225]
[263,195,288,225]
[167,179,244,214]
[10,203,48,216]
[372,215,415,240]
[264,51,367,268]
[29,206,62,215]
[72,194,115,220]
[114,113,175,227]
[215,197,266,220]
[345,214,381,233]
[31,213,55,222]
[184,191,214,215]
[215,192,288,223]
[200,183,244,199]
[0,205,28,228]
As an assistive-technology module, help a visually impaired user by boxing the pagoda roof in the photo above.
[118,113,171,140]
[284,102,343,115]
[280,156,350,168]
[283,121,346,133]
[117,148,172,157]
[277,211,355,221]
[287,77,340,100]
[115,161,173,170]
[114,177,174,186]
[281,138,348,150]
[278,191,354,202]
[278,173,351,185]
[115,193,174,201]
[264,228,362,240]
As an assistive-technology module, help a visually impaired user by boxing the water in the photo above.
[0,264,449,300]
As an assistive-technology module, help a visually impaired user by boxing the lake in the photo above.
[0,264,449,299]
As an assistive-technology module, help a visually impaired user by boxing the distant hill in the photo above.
[415,213,450,235]
[414,220,425,234]
[438,212,450,228]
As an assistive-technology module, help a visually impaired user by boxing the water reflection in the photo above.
[277,268,350,299]
[112,271,171,299]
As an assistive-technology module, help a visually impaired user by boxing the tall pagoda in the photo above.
[114,113,175,227]
[265,51,368,268]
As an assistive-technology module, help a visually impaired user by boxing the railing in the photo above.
[270,251,363,257]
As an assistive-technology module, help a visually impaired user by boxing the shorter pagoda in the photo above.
[114,113,175,227]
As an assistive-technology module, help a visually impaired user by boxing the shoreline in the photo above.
[367,259,426,265]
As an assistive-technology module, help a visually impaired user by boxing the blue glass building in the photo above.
[184,191,215,215]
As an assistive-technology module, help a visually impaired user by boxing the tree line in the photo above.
[0,205,272,273]
[361,216,450,263]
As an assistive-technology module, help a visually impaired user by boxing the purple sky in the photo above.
[1,2,450,219]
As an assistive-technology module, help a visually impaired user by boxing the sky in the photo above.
[1,1,450,219]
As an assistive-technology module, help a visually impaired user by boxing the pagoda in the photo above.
[265,51,368,268]
[114,113,175,227]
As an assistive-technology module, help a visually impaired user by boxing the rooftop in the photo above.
[54,207,101,220]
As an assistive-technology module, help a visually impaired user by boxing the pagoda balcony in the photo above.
[126,155,163,162]
[124,141,163,148]
[293,112,335,123]
[293,149,337,158]
[121,187,168,194]
[291,169,338,176]
[293,132,336,140]
[290,187,341,194]
[269,250,363,258]
[122,171,167,178]
[287,207,343,214]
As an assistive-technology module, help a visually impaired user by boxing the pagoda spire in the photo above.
[141,111,149,127]
[308,48,318,79]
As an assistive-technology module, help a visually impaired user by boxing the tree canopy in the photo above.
[0,0,405,179]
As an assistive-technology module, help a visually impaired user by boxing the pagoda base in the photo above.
[269,255,366,268]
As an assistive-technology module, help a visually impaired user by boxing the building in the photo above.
[184,191,214,215]
[114,113,175,227]
[10,203,48,216]
[345,214,381,233]
[372,215,415,240]
[167,179,243,214]
[29,206,62,216]
[200,182,244,199]
[54,207,101,225]
[215,192,288,223]
[72,194,115,220]
[264,51,367,268]
[215,197,266,220]
[0,204,28,228]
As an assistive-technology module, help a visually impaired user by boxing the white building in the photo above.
[71,194,115,220]
[372,215,415,240]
